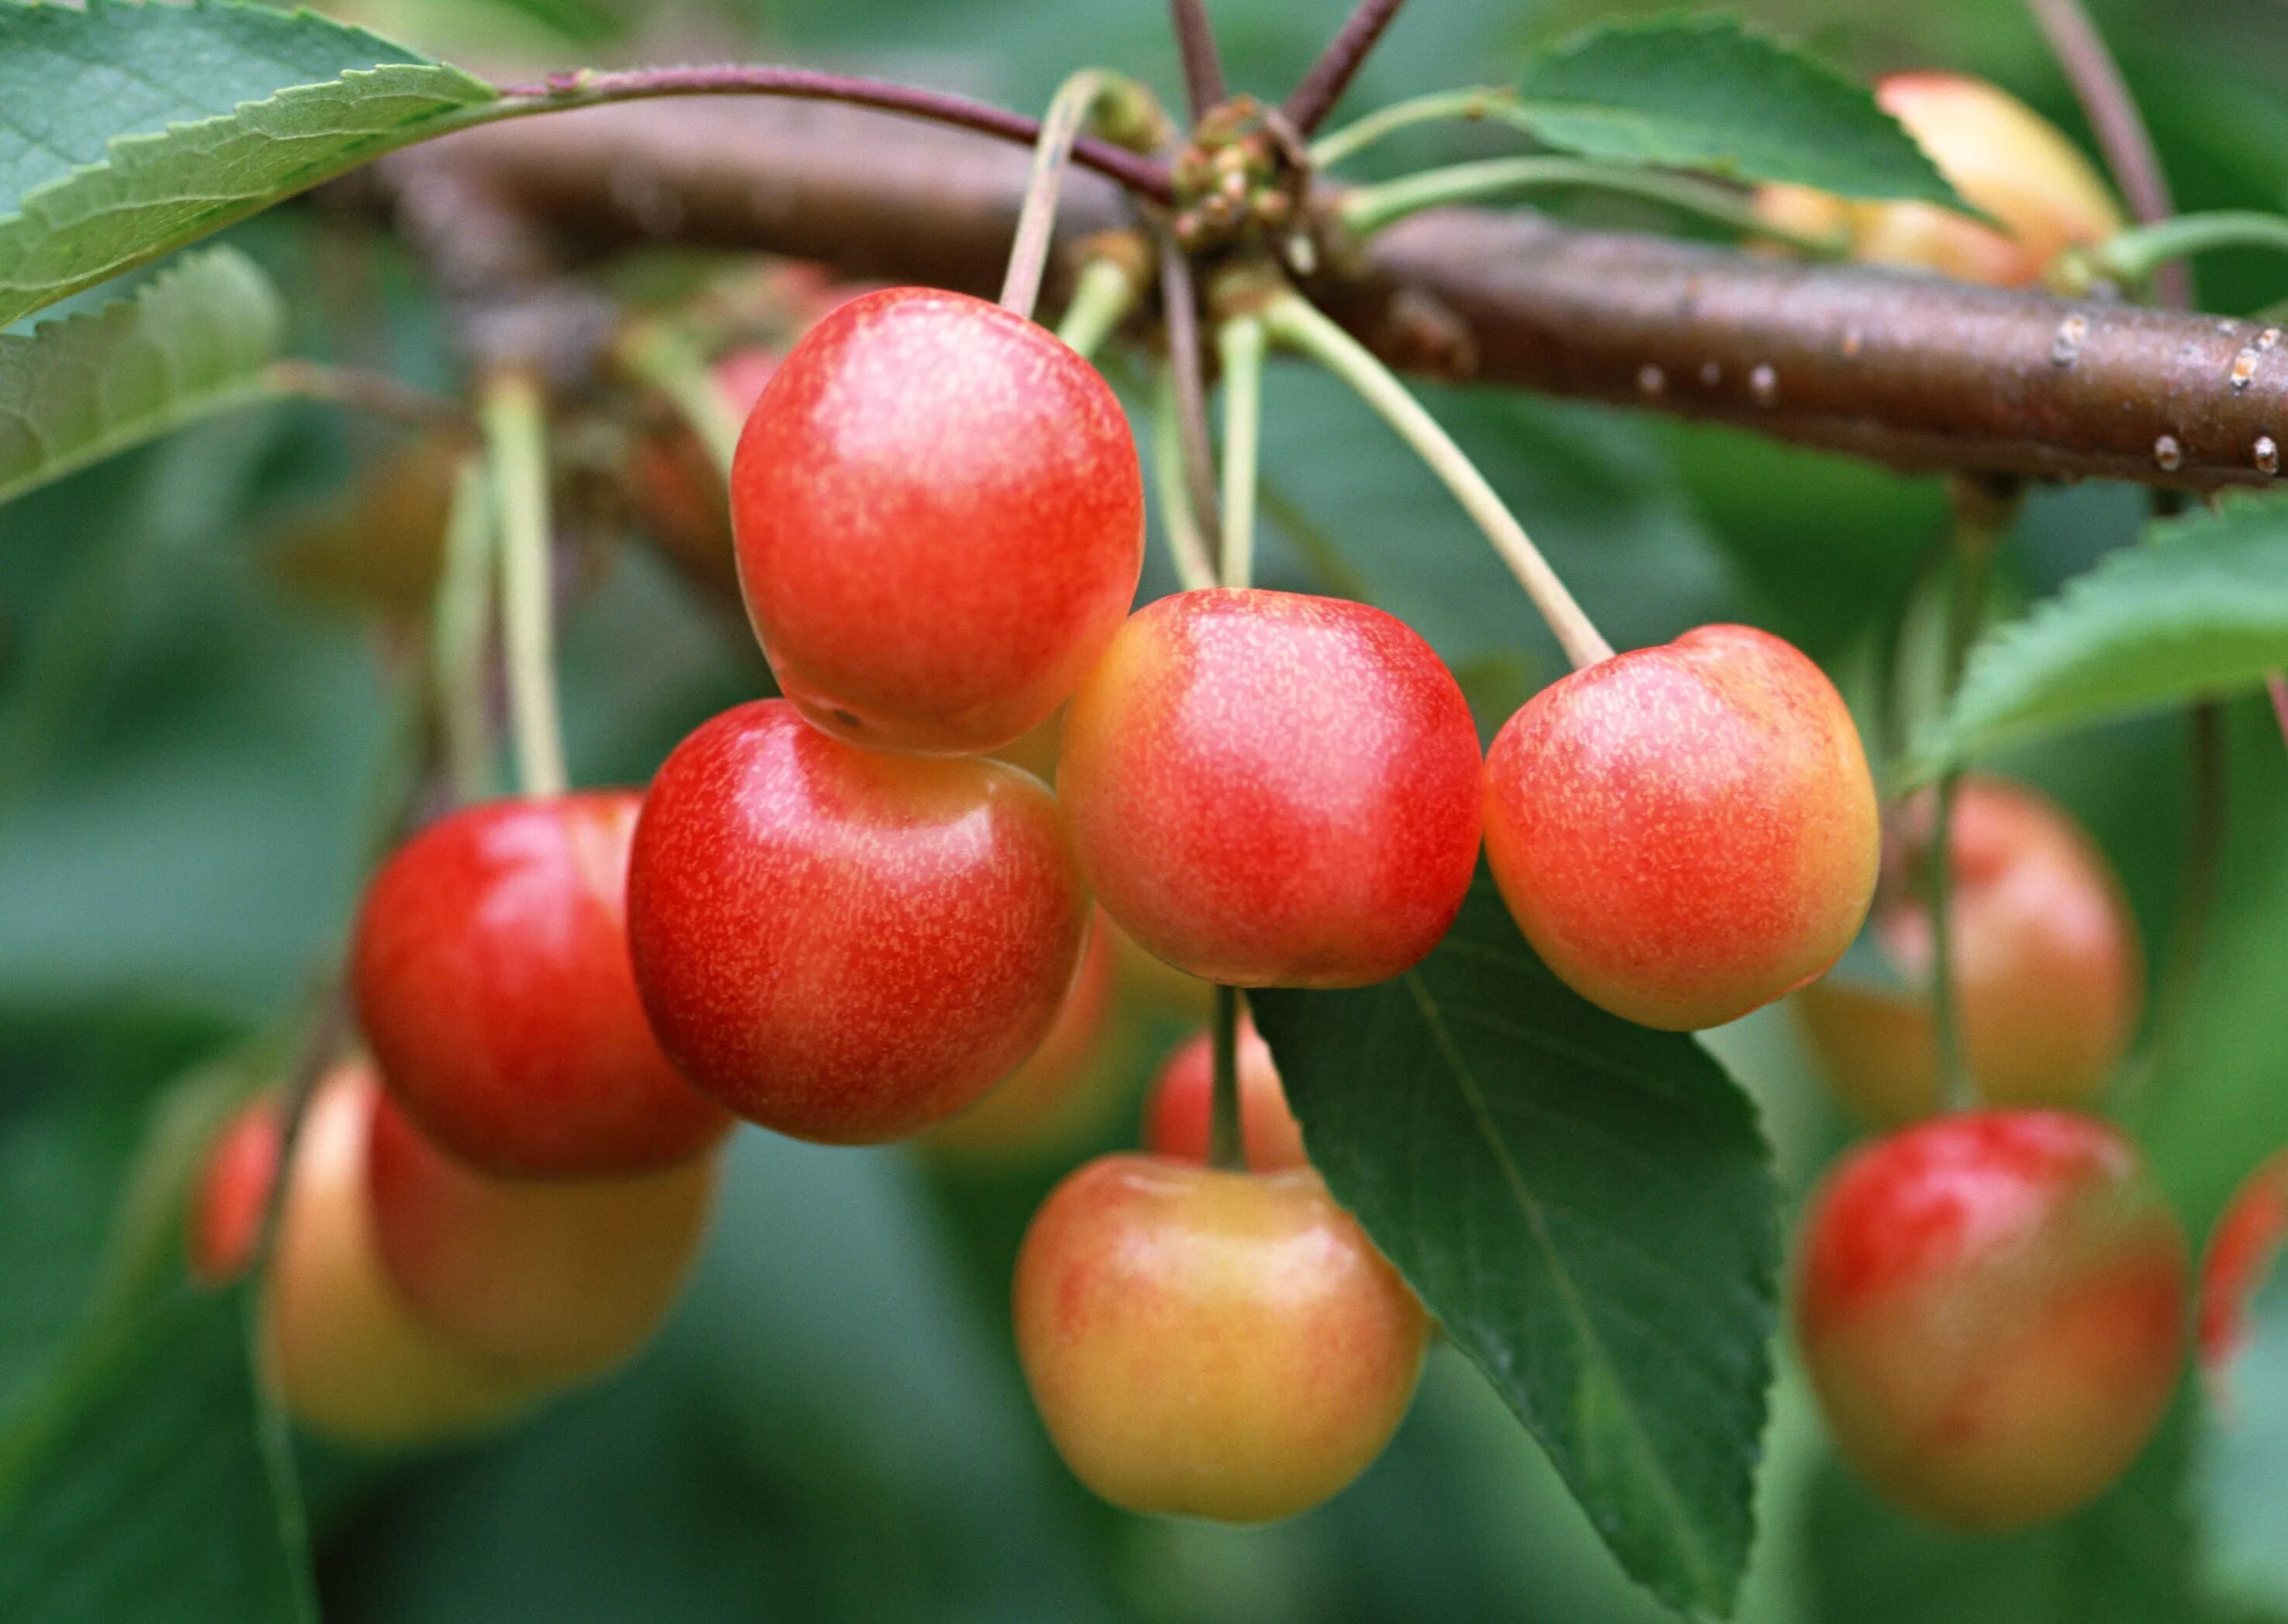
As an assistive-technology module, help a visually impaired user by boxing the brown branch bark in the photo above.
[373,98,2288,492]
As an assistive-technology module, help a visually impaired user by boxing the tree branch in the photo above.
[373,99,2288,492]
[1285,0,1411,135]
[1169,0,1229,119]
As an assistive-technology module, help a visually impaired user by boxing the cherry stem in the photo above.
[1159,236,1225,552]
[1055,255,1145,359]
[264,360,470,433]
[1001,72,1114,321]
[1926,772,1972,1112]
[491,67,1173,202]
[1309,85,1519,170]
[2086,211,2288,289]
[432,457,499,805]
[1209,984,1246,1170]
[1151,365,1221,591]
[1339,157,1847,257]
[481,368,569,800]
[616,320,742,475]
[1285,0,1411,136]
[1261,289,1612,668]
[1217,315,1267,589]
[1168,0,1229,119]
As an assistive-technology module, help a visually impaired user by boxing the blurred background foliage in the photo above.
[4,0,2288,1619]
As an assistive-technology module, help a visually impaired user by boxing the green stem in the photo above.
[2088,210,2288,286]
[1926,772,1971,1112]
[1261,290,1613,669]
[480,370,569,800]
[1151,365,1221,593]
[1216,315,1267,589]
[1308,86,1529,170]
[1001,71,1113,321]
[1054,255,1142,360]
[616,320,742,476]
[431,457,499,803]
[1338,156,1846,254]
[1209,984,1245,1170]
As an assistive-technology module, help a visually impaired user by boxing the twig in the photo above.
[1285,0,1411,136]
[1169,0,1229,119]
[492,66,1171,202]
[2019,0,2188,308]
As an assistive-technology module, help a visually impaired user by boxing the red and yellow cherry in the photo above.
[257,1065,536,1447]
[1795,1110,2188,1529]
[924,909,1122,1163]
[1144,1015,1307,1172]
[631,345,781,596]
[1014,1154,1427,1522]
[627,699,1089,1142]
[1059,589,1482,987]
[1795,777,2142,1125]
[2198,1149,2288,1376]
[366,1093,718,1387]
[188,1098,285,1286]
[1483,624,1877,1031]
[731,285,1145,755]
[352,792,731,1180]
[1754,73,2122,289]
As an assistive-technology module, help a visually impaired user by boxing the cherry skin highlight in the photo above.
[1058,589,1483,988]
[1483,623,1878,1031]
[2198,1149,2288,1375]
[627,699,1090,1143]
[925,909,1122,1163]
[1754,73,2122,289]
[1795,776,2143,1125]
[352,792,731,1179]
[366,1093,719,1387]
[1144,1014,1308,1172]
[188,1098,284,1286]
[1795,1110,2188,1529]
[258,1065,537,1447]
[1014,1154,1428,1522]
[731,285,1145,755]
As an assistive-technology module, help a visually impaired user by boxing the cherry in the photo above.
[1143,1014,1307,1172]
[257,1065,536,1446]
[731,285,1145,755]
[925,909,1122,1162]
[366,1091,718,1387]
[1755,73,2121,289]
[1058,589,1483,987]
[1014,1154,1427,1522]
[627,699,1090,1142]
[351,792,731,1179]
[1482,623,1878,1030]
[188,1098,284,1286]
[2198,1149,2288,1375]
[1796,1110,2188,1529]
[1795,777,2142,1125]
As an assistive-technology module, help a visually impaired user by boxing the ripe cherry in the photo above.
[188,1099,284,1286]
[1143,1014,1307,1172]
[1058,589,1483,987]
[1483,623,1878,1030]
[1795,777,2142,1125]
[352,792,731,1179]
[1755,73,2122,289]
[366,1092,718,1387]
[257,1066,536,1446]
[1015,1154,1427,1522]
[627,699,1090,1142]
[2198,1149,2288,1376]
[925,910,1122,1163]
[731,285,1145,755]
[1796,1110,2188,1529]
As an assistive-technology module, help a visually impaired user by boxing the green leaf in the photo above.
[1509,16,1961,205]
[1249,875,1780,1618]
[0,1284,316,1623]
[1807,1385,2209,1624]
[2200,1268,2288,1612]
[0,247,284,506]
[0,0,496,329]
[1906,495,2288,780]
